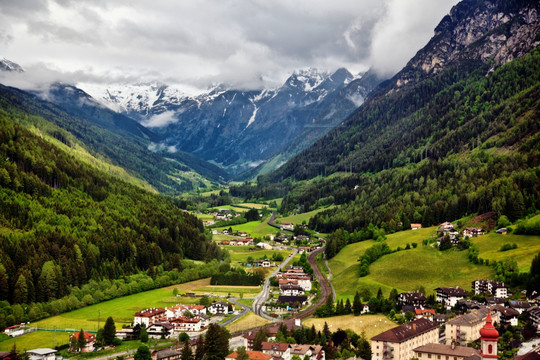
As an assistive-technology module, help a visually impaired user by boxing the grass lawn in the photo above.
[303,314,396,340]
[0,331,71,351]
[214,218,277,238]
[33,278,212,331]
[472,233,540,272]
[328,227,494,301]
[226,312,272,333]
[276,206,336,225]
[235,299,255,307]
[210,205,248,212]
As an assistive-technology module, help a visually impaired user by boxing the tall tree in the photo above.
[195,335,205,360]
[253,328,268,351]
[204,323,230,360]
[103,316,116,345]
[13,274,28,304]
[77,328,86,351]
[353,291,362,315]
[134,345,152,360]
[0,265,8,301]
[181,340,194,360]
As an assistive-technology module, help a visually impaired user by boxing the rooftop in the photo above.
[371,318,438,343]
[414,343,478,357]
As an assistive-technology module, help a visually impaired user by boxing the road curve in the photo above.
[296,247,332,319]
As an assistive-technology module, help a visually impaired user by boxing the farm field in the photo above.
[328,227,495,301]
[215,218,277,238]
[210,205,248,212]
[196,285,261,298]
[303,314,396,340]
[237,203,269,209]
[472,233,540,272]
[276,206,336,225]
[223,246,290,266]
[226,312,271,333]
[0,330,71,351]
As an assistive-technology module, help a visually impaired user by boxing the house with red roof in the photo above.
[134,307,167,327]
[226,351,272,360]
[69,331,96,352]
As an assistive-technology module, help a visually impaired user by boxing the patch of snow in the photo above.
[246,104,258,129]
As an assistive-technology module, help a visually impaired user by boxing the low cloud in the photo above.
[142,111,178,128]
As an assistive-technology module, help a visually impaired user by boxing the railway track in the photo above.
[296,247,332,319]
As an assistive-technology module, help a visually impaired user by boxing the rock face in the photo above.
[391,0,540,90]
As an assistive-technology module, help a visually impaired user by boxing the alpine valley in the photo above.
[0,0,539,356]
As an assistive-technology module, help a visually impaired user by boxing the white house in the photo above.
[27,349,57,360]
[4,324,25,337]
[280,222,294,231]
[472,280,507,298]
[171,316,203,332]
[280,284,305,296]
[208,301,230,315]
[146,322,174,339]
[435,287,470,309]
[133,308,167,327]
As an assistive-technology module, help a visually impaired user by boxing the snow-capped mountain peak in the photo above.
[0,57,24,72]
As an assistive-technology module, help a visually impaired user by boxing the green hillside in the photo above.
[0,111,222,326]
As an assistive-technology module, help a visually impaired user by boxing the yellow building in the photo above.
[445,308,499,346]
[371,318,439,360]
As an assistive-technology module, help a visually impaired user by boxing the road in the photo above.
[222,298,252,326]
[296,247,333,319]
[253,248,298,320]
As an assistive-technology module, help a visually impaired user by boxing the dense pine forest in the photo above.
[0,109,222,311]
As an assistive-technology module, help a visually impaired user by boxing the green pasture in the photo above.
[214,218,277,238]
[223,246,290,266]
[237,203,269,209]
[472,232,540,271]
[0,331,71,351]
[276,206,336,225]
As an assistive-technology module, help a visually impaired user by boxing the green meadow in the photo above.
[223,246,291,266]
[276,206,336,225]
[215,218,277,238]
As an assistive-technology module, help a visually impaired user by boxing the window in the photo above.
[488,344,493,354]
[428,354,431,359]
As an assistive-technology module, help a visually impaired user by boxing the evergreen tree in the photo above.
[103,316,116,345]
[253,328,268,351]
[181,340,194,360]
[13,274,28,304]
[204,323,230,360]
[77,329,86,351]
[0,265,9,301]
[236,347,249,360]
[376,287,383,300]
[140,327,149,343]
[344,298,352,314]
[336,299,344,315]
[195,336,205,360]
[353,291,362,315]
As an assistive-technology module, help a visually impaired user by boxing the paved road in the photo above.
[253,248,298,320]
[222,298,252,326]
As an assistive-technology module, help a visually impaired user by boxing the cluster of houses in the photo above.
[436,222,486,245]
[238,319,325,360]
[378,278,540,360]
[264,266,313,313]
[219,237,254,246]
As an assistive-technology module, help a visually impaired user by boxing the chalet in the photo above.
[229,239,238,246]
[438,222,456,232]
[170,316,203,332]
[496,228,507,234]
[462,227,485,238]
[286,266,304,273]
[166,304,206,318]
[280,222,294,231]
[146,322,174,338]
[281,274,312,291]
[290,344,325,360]
[261,342,291,360]
[208,301,230,315]
[414,309,435,321]
[445,308,498,346]
[69,330,96,352]
[473,279,507,298]
[527,307,540,330]
[254,259,271,267]
[484,297,505,306]
[257,242,273,250]
[411,223,422,230]
[222,229,229,235]
[115,328,136,340]
[279,279,298,286]
[456,299,484,313]
[226,351,272,360]
[277,295,308,309]
[239,232,248,237]
[280,284,305,296]
[237,238,254,246]
[435,287,470,309]
[4,324,25,337]
[371,318,439,360]
[296,235,310,242]
[360,303,370,314]
[490,304,519,326]
[398,292,426,307]
[134,307,166,327]
[507,300,531,314]
[26,349,57,360]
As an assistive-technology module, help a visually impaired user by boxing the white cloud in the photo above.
[142,111,178,128]
[0,0,460,89]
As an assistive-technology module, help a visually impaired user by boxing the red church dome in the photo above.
[480,312,499,340]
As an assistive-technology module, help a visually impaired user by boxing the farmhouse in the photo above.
[414,309,435,321]
[4,324,25,337]
[435,287,470,309]
[371,318,439,360]
[411,224,422,230]
[462,227,485,238]
[280,222,294,231]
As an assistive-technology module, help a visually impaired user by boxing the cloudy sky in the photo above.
[0,0,459,91]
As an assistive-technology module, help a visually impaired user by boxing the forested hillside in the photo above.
[0,84,227,195]
[276,46,539,234]
[0,111,222,307]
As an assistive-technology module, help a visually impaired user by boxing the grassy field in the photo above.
[237,203,269,209]
[196,285,261,298]
[214,218,277,238]
[226,312,272,333]
[210,205,248,212]
[235,299,255,307]
[0,330,71,351]
[328,227,495,300]
[303,314,396,340]
[276,206,336,225]
[33,278,212,331]
[224,246,290,266]
[472,233,540,272]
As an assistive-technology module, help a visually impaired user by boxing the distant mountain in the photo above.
[267,0,540,182]
[83,67,384,177]
[0,57,23,72]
